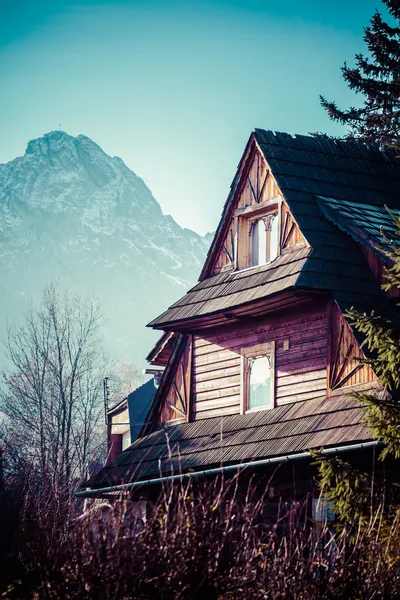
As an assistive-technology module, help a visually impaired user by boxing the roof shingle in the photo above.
[88,390,380,489]
[148,129,400,329]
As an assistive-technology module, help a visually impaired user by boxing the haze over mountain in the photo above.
[0,131,210,368]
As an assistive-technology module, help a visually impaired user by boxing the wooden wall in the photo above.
[281,202,305,250]
[158,337,193,424]
[360,245,400,299]
[328,301,376,391]
[212,147,289,275]
[154,301,379,425]
[191,303,329,420]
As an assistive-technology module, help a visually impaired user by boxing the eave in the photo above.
[149,288,329,333]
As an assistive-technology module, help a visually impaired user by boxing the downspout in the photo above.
[75,440,382,498]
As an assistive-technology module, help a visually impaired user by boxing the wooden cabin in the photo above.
[83,129,400,499]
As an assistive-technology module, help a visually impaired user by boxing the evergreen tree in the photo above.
[321,0,400,147]
[316,221,400,551]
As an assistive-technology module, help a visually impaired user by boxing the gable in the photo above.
[148,335,193,426]
[329,301,376,391]
[148,129,400,331]
[211,143,306,275]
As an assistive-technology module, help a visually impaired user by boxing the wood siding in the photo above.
[281,202,305,249]
[192,303,328,420]
[360,245,400,299]
[158,336,193,424]
[328,301,376,391]
[212,147,297,275]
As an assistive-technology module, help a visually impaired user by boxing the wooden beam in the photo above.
[258,169,269,202]
[223,245,233,263]
[167,402,185,417]
[185,336,193,423]
[248,175,258,204]
[173,380,186,414]
[332,342,354,389]
[333,363,364,390]
[330,322,344,388]
[230,228,235,263]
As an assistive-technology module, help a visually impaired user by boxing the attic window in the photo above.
[249,214,278,267]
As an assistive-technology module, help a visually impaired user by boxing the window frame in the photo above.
[234,196,282,271]
[248,212,279,267]
[240,341,276,414]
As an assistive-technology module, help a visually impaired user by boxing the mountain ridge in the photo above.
[0,130,210,367]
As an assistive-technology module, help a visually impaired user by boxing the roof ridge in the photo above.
[254,127,397,158]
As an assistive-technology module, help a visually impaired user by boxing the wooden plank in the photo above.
[276,369,327,388]
[277,386,327,404]
[195,364,240,383]
[167,402,185,417]
[330,321,344,388]
[194,349,241,367]
[194,311,327,348]
[276,338,327,361]
[195,386,241,402]
[332,342,354,389]
[194,396,241,413]
[333,363,364,390]
[258,169,269,202]
[185,336,193,423]
[193,325,328,357]
[275,357,326,376]
[195,374,241,393]
[195,356,241,374]
[276,380,326,401]
[172,380,186,414]
[193,405,241,420]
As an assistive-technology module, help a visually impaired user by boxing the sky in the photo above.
[0,0,385,234]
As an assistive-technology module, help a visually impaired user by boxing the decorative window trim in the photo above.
[240,341,276,414]
[235,198,282,271]
[248,213,279,267]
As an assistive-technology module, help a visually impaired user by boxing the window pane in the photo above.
[269,214,278,262]
[258,221,267,265]
[250,220,266,267]
[249,355,271,409]
[250,221,259,267]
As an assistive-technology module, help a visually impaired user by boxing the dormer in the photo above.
[210,140,306,276]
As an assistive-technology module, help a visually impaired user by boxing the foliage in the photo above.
[315,213,400,552]
[2,476,400,600]
[320,0,400,148]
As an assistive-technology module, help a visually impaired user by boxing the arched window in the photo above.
[268,213,279,262]
[250,219,267,267]
[242,341,275,413]
[248,354,272,409]
[249,213,279,267]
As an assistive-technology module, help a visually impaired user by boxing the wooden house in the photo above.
[81,130,400,500]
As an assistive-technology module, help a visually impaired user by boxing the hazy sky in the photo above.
[0,0,384,234]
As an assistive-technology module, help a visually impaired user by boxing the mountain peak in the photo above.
[26,130,73,154]
[0,131,210,366]
[25,130,108,161]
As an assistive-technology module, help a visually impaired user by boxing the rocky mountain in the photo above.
[0,131,210,368]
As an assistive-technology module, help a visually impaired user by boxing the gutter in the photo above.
[75,440,382,498]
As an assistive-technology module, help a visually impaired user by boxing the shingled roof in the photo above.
[87,388,381,489]
[148,130,400,330]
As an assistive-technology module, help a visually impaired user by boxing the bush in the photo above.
[1,473,400,599]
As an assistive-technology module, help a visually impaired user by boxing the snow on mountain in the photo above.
[0,131,210,367]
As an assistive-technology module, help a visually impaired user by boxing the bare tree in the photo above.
[107,362,142,406]
[0,283,109,488]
